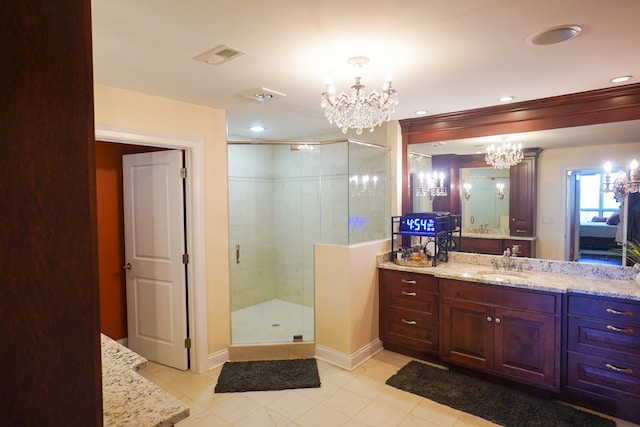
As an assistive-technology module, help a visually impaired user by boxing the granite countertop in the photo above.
[102,335,189,426]
[378,252,640,302]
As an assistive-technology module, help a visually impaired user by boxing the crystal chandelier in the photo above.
[321,56,398,135]
[416,171,448,200]
[485,141,523,169]
[602,160,640,200]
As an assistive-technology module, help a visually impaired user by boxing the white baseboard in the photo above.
[315,339,384,371]
[207,348,229,371]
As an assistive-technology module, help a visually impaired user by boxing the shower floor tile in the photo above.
[231,299,314,344]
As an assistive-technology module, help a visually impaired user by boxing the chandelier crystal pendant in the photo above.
[485,141,524,169]
[321,56,399,135]
[602,159,640,200]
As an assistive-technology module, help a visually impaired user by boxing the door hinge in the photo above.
[184,337,192,349]
[182,253,189,264]
[180,167,187,179]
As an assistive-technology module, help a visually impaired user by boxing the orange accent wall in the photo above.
[95,141,167,340]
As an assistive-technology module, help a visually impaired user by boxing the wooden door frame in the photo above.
[96,126,208,373]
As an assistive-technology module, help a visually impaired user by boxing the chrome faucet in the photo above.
[501,248,513,270]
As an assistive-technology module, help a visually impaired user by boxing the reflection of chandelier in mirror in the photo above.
[416,171,448,200]
[602,160,640,200]
[496,182,505,199]
[485,141,523,169]
[321,56,398,135]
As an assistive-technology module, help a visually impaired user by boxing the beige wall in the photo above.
[536,142,640,260]
[315,240,389,355]
[93,84,230,355]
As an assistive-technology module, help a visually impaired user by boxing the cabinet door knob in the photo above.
[606,308,634,317]
[606,324,634,334]
[402,319,417,325]
[401,291,417,296]
[495,317,501,324]
[605,363,633,374]
[486,316,493,322]
[401,279,417,285]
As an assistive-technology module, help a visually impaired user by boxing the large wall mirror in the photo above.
[400,83,640,264]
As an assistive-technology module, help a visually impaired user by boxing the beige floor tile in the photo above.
[244,389,290,406]
[343,374,387,400]
[234,406,293,427]
[410,399,462,427]
[373,386,421,414]
[321,364,360,387]
[321,387,373,418]
[175,408,231,426]
[352,401,410,427]
[266,390,318,420]
[294,403,351,427]
[454,412,501,427]
[398,414,441,427]
[208,393,263,424]
[293,381,341,403]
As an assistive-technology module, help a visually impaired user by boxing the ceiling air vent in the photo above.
[194,44,245,65]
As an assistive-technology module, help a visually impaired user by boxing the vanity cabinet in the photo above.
[509,155,538,237]
[440,279,561,391]
[379,269,439,359]
[565,294,640,423]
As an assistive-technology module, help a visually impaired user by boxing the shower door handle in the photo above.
[236,245,240,264]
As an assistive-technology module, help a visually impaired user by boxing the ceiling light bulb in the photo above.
[611,75,632,83]
[415,110,428,116]
[499,96,514,102]
[249,126,264,132]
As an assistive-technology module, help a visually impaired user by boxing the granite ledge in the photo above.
[377,252,640,302]
[102,335,189,426]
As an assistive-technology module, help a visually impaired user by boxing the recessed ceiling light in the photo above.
[249,126,265,132]
[611,75,632,83]
[527,25,582,46]
[499,96,514,102]
[415,110,428,116]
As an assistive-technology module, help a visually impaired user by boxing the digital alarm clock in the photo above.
[398,212,451,235]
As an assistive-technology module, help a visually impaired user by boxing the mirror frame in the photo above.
[400,83,640,215]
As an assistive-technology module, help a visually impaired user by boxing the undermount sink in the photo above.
[476,270,527,281]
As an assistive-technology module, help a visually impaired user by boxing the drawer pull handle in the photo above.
[402,319,417,325]
[606,308,634,317]
[606,324,635,334]
[605,363,633,374]
[401,291,417,296]
[401,279,417,285]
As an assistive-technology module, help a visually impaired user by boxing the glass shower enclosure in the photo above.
[227,139,389,345]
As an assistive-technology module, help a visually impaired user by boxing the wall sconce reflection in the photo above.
[496,182,505,200]
[463,183,472,200]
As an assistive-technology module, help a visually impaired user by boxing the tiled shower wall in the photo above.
[228,142,388,313]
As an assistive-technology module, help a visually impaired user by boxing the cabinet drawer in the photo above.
[381,309,438,350]
[441,279,559,314]
[567,352,640,399]
[568,295,640,327]
[381,284,438,314]
[568,316,640,364]
[379,269,438,292]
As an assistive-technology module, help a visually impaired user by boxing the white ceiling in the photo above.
[91,0,640,149]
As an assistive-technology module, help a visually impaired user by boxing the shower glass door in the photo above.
[228,143,316,345]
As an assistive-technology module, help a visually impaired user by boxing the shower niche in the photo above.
[227,139,389,345]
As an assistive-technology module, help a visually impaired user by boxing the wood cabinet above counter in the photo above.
[454,235,536,257]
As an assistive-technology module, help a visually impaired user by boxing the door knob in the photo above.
[123,263,132,270]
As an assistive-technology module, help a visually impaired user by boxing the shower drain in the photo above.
[272,323,280,327]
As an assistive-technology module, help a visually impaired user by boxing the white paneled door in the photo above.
[123,150,189,370]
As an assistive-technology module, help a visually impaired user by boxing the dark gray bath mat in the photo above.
[386,361,615,427]
[214,358,321,393]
